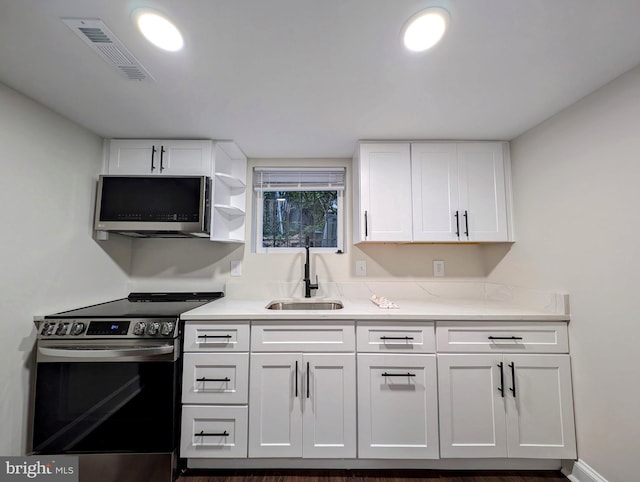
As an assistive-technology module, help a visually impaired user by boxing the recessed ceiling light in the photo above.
[133,9,184,52]
[402,7,450,52]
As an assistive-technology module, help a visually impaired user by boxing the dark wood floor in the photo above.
[177,469,568,482]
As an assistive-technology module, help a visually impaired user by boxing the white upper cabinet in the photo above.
[354,141,513,243]
[411,143,459,242]
[354,143,413,242]
[457,142,509,242]
[412,142,511,242]
[107,139,213,176]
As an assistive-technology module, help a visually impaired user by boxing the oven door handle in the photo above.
[38,344,174,359]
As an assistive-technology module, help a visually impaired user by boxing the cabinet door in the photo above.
[161,140,212,176]
[505,355,576,459]
[303,354,356,458]
[357,143,413,242]
[457,142,509,241]
[248,353,302,457]
[411,143,460,242]
[357,354,439,459]
[438,354,507,458]
[107,139,212,176]
[107,140,158,174]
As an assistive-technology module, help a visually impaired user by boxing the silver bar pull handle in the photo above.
[38,345,173,359]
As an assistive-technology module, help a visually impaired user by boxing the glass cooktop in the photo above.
[45,292,224,319]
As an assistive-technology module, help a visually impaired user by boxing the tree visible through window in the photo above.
[262,191,338,248]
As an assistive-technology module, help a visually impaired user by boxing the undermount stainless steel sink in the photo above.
[266,300,344,310]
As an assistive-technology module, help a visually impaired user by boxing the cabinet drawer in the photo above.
[250,323,355,352]
[357,322,435,353]
[180,405,248,458]
[184,323,250,352]
[182,353,249,404]
[436,322,569,353]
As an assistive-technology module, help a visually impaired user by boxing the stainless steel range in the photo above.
[31,292,223,482]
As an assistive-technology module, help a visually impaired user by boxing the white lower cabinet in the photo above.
[181,319,575,467]
[437,353,576,459]
[357,354,439,459]
[248,352,357,458]
[181,322,250,459]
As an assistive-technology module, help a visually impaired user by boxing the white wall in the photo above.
[487,66,640,481]
[0,83,131,455]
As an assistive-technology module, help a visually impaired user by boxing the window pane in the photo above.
[262,191,338,248]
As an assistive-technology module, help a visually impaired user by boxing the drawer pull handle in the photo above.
[509,362,517,398]
[195,430,229,437]
[497,362,504,398]
[306,362,310,399]
[295,361,299,398]
[196,377,230,382]
[382,372,416,377]
[488,336,523,341]
[198,334,232,339]
[380,336,414,341]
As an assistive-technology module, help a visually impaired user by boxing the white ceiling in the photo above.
[1,0,640,158]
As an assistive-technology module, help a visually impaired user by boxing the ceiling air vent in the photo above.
[61,18,154,82]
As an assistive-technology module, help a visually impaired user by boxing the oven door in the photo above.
[32,346,179,454]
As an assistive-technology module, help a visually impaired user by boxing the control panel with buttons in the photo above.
[36,318,178,338]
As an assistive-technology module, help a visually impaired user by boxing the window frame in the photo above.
[253,168,345,254]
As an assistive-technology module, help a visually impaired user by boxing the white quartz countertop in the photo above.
[181,293,569,322]
[180,282,569,322]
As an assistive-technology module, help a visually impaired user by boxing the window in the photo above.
[254,167,345,252]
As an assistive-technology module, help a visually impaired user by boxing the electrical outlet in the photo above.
[230,260,242,277]
[355,260,367,277]
[433,260,445,277]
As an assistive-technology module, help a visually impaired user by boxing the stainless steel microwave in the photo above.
[94,175,211,238]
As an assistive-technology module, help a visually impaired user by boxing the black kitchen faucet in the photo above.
[303,236,319,298]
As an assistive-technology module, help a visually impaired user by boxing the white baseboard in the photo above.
[563,459,609,482]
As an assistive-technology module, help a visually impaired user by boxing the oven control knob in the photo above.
[160,322,175,336]
[41,323,55,336]
[146,322,161,336]
[133,321,147,336]
[55,323,69,336]
[70,322,85,336]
